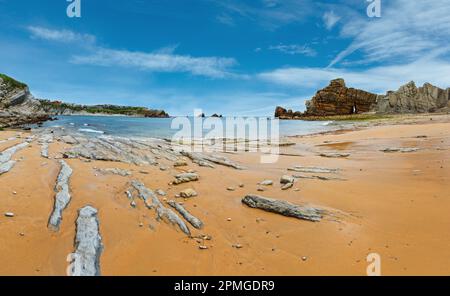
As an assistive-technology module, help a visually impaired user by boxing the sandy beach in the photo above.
[0,114,449,276]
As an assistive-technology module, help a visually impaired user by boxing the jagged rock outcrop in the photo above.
[274,106,302,119]
[376,81,450,114]
[0,74,51,128]
[305,79,378,116]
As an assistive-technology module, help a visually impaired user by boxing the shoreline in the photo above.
[0,113,449,275]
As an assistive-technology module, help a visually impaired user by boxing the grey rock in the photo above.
[131,180,190,235]
[172,172,199,185]
[168,200,204,229]
[381,147,419,153]
[376,81,450,114]
[242,195,322,222]
[95,168,131,177]
[280,175,295,184]
[288,166,340,174]
[319,152,350,158]
[70,206,102,276]
[259,180,273,186]
[181,151,245,170]
[0,142,29,175]
[281,182,294,190]
[48,160,73,231]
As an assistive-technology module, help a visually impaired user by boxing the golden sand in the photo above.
[0,116,449,275]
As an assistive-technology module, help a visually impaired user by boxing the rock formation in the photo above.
[71,206,103,276]
[304,79,378,116]
[0,74,51,128]
[274,79,449,118]
[242,195,323,222]
[48,160,73,231]
[376,81,450,114]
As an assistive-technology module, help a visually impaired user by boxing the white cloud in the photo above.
[269,44,316,56]
[322,11,340,30]
[212,0,314,30]
[71,48,238,78]
[216,14,235,26]
[27,26,96,44]
[27,26,238,78]
[329,0,450,66]
[259,56,450,93]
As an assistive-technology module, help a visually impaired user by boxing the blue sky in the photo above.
[0,0,449,116]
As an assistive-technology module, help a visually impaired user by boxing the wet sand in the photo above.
[0,115,449,275]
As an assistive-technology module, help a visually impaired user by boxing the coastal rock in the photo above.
[95,168,131,177]
[274,107,303,119]
[172,173,199,185]
[381,147,419,153]
[287,166,340,174]
[304,79,378,116]
[319,152,350,158]
[70,206,102,276]
[242,195,322,222]
[376,81,450,114]
[0,142,29,175]
[179,188,198,198]
[167,200,204,229]
[181,151,245,170]
[48,160,73,231]
[0,73,50,128]
[259,180,274,186]
[280,175,295,184]
[131,180,190,235]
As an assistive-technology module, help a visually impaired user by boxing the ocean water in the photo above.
[40,115,337,139]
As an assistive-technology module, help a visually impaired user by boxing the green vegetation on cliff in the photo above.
[39,100,169,117]
[0,73,28,91]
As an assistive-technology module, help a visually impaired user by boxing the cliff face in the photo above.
[376,81,450,114]
[39,101,170,118]
[304,79,378,116]
[0,74,50,128]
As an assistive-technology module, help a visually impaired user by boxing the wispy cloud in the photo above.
[212,0,314,30]
[71,48,238,78]
[329,0,450,67]
[259,55,450,93]
[26,26,238,78]
[322,11,340,30]
[27,26,96,44]
[269,44,316,56]
[216,14,235,26]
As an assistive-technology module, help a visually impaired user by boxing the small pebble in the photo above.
[227,187,236,191]
[227,218,232,221]
[199,246,208,250]
[301,256,308,261]
[4,212,15,218]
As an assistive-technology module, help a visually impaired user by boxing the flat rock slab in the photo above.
[0,142,29,175]
[381,147,419,153]
[70,206,102,276]
[48,160,73,231]
[288,166,340,174]
[319,152,350,158]
[242,195,322,222]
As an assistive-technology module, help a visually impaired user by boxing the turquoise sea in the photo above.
[40,115,338,139]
